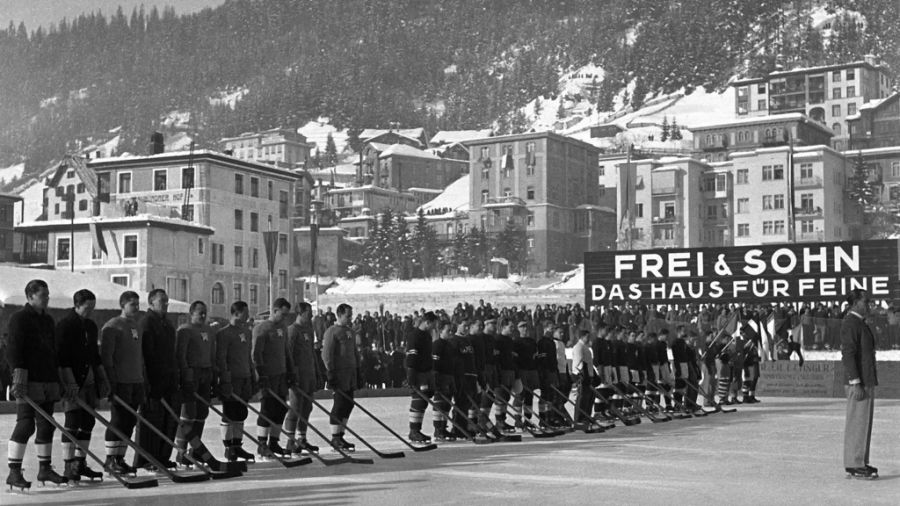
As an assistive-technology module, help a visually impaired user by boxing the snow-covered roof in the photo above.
[0,192,22,200]
[89,149,300,179]
[842,146,900,157]
[361,128,424,140]
[430,130,493,146]
[379,144,441,160]
[418,174,470,214]
[0,265,190,312]
[15,214,216,234]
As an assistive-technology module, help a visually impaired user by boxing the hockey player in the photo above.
[283,302,324,455]
[493,318,517,432]
[405,312,437,443]
[173,301,223,468]
[535,323,560,428]
[449,320,478,439]
[511,321,539,431]
[570,330,594,425]
[135,288,178,471]
[6,280,66,489]
[477,318,499,434]
[552,323,571,424]
[321,303,357,451]
[215,301,255,462]
[55,289,109,482]
[592,324,614,420]
[431,321,457,441]
[671,326,692,412]
[741,325,762,403]
[655,329,675,411]
[252,297,294,458]
[100,291,144,475]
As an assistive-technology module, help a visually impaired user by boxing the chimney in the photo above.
[150,132,165,155]
[864,54,877,66]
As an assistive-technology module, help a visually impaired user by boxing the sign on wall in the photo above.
[584,240,899,306]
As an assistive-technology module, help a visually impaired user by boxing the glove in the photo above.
[848,384,866,401]
[219,381,233,399]
[257,375,270,392]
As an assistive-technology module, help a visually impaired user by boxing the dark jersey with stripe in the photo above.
[494,334,515,371]
[405,328,433,372]
[513,338,538,370]
[432,338,457,375]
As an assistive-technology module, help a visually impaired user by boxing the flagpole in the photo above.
[69,192,74,272]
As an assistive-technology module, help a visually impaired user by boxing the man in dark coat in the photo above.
[841,289,879,479]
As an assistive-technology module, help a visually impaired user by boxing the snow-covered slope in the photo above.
[0,163,25,186]
[419,174,469,214]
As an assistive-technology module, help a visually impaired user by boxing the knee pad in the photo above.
[411,397,427,413]
[35,414,56,443]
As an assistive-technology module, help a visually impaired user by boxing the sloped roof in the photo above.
[360,128,425,141]
[418,174,470,214]
[379,144,441,160]
[430,129,492,145]
[46,155,98,197]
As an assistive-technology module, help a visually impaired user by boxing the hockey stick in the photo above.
[112,395,241,479]
[641,378,693,419]
[517,383,573,434]
[462,389,523,442]
[548,384,607,433]
[587,384,640,426]
[158,398,247,474]
[290,388,402,459]
[412,389,492,445]
[607,382,671,423]
[497,385,563,438]
[198,394,312,468]
[262,389,367,466]
[74,398,209,483]
[335,389,437,452]
[685,379,735,413]
[23,395,158,489]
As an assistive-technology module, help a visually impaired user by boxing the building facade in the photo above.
[0,193,21,262]
[731,59,893,151]
[220,127,315,169]
[691,113,834,162]
[357,142,467,191]
[848,92,900,150]
[465,132,614,272]
[19,150,301,318]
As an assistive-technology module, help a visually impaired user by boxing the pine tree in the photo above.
[533,96,542,119]
[450,229,470,274]
[671,118,682,140]
[846,152,893,238]
[465,226,487,275]
[846,152,877,211]
[412,209,439,278]
[325,132,337,166]
[556,98,566,120]
[660,116,670,142]
[493,221,528,274]
[393,215,412,279]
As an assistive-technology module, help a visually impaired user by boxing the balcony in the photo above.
[702,139,729,152]
[795,176,822,188]
[796,230,824,242]
[482,196,527,209]
[794,206,823,218]
[651,185,682,196]
[652,215,681,225]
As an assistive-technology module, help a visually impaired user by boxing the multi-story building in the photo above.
[360,128,429,149]
[730,58,893,151]
[326,185,423,224]
[691,113,835,162]
[17,150,300,318]
[848,91,900,150]
[0,193,21,262]
[221,127,315,169]
[357,142,468,191]
[465,132,615,272]
[616,145,861,250]
[845,145,900,213]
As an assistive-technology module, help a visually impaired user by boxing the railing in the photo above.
[651,185,681,195]
[796,230,824,242]
[795,176,822,188]
[652,215,681,225]
[794,206,823,217]
[482,196,527,207]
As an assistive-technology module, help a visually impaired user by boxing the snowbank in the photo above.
[326,276,519,295]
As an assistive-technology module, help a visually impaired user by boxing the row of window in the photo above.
[480,187,536,203]
[112,168,284,203]
[56,235,138,262]
[210,236,288,267]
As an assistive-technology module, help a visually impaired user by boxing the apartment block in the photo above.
[848,91,900,150]
[0,193,21,262]
[221,127,315,168]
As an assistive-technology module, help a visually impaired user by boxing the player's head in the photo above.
[230,300,249,323]
[336,303,353,325]
[24,279,49,310]
[148,289,169,315]
[271,297,291,323]
[189,300,207,325]
[119,291,140,317]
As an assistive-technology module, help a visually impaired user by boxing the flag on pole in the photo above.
[89,222,107,256]
[263,231,278,277]
[309,223,319,274]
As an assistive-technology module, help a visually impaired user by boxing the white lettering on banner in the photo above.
[669,252,691,277]
[642,254,663,278]
[820,278,836,296]
[835,245,860,272]
[733,280,748,296]
[709,281,724,298]
[771,249,797,274]
[798,278,816,295]
[592,285,606,299]
[744,249,765,275]
[773,279,789,296]
[615,254,637,278]
[804,246,828,273]
[651,283,666,299]
[628,284,641,300]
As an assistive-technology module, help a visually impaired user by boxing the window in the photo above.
[801,220,815,234]
[832,105,841,117]
[166,278,188,302]
[736,198,749,214]
[278,270,288,290]
[502,187,512,198]
[118,173,132,193]
[124,234,138,259]
[111,275,129,287]
[211,242,224,265]
[846,68,855,80]
[762,195,773,210]
[832,123,842,135]
[78,199,88,211]
[526,164,535,176]
[66,170,74,179]
[54,203,60,215]
[57,238,71,261]
[279,190,289,219]
[250,212,259,232]
[250,177,259,197]
[773,165,784,180]
[763,221,773,235]
[198,238,204,254]
[251,248,259,268]
[525,187,535,200]
[481,165,490,180]
[77,183,84,193]
[181,204,194,221]
[847,102,857,116]
[479,147,489,160]
[800,163,813,179]
[706,205,717,219]
[762,166,773,181]
[891,161,900,178]
[774,220,785,235]
[832,70,841,82]
[481,190,489,204]
[832,88,842,99]
[55,186,65,197]
[800,193,814,211]
[526,211,534,227]
[598,185,606,197]
[279,233,287,254]
[736,169,749,184]
[235,174,244,194]
[636,203,643,218]
[233,283,242,302]
[846,86,855,98]
[268,181,274,200]
[598,166,605,176]
[234,209,243,230]
[211,283,225,305]
[182,167,194,188]
[234,246,243,267]
[153,169,167,191]
[757,83,766,94]
[249,284,258,305]
[758,99,766,111]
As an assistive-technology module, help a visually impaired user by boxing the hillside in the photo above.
[0,0,897,183]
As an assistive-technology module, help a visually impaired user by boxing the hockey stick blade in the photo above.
[153,398,243,480]
[336,390,438,453]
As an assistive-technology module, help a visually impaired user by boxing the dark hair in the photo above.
[579,329,590,337]
[846,289,868,306]
[421,311,438,323]
[499,317,512,329]
[296,302,312,314]
[119,291,140,307]
[336,303,352,316]
[273,297,291,311]
[659,328,670,335]
[73,289,96,307]
[148,288,167,304]
[189,300,207,313]
[230,301,248,315]
[438,321,453,332]
[24,279,48,298]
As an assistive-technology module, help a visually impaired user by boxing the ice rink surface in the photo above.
[2,395,898,505]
